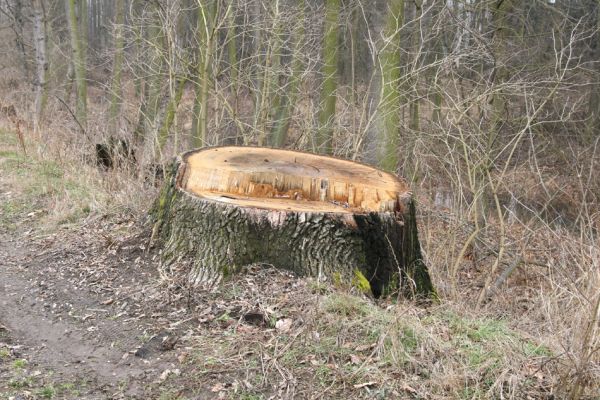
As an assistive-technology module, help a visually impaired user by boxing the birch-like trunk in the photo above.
[31,0,48,133]
[109,0,126,135]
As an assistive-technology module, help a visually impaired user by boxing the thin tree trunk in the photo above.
[377,0,404,172]
[157,78,186,150]
[67,0,87,128]
[192,0,216,148]
[489,0,513,144]
[408,1,421,135]
[316,0,340,155]
[256,0,282,146]
[270,2,305,147]
[133,2,149,143]
[227,0,237,88]
[109,0,126,135]
[12,0,30,80]
[31,0,48,133]
[147,9,165,139]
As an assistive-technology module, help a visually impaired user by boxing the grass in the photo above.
[8,377,33,389]
[11,359,27,370]
[168,283,559,399]
[37,385,56,399]
[0,128,151,230]
[0,130,91,228]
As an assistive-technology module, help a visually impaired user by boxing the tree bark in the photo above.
[377,0,404,172]
[270,1,305,148]
[67,0,87,128]
[316,0,340,155]
[191,0,216,148]
[255,0,282,146]
[150,147,434,298]
[109,0,126,135]
[31,0,48,133]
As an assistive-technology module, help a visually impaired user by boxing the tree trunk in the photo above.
[157,77,186,150]
[109,0,126,135]
[270,1,305,148]
[586,0,600,142]
[316,0,340,155]
[31,0,48,133]
[377,0,404,172]
[11,0,30,80]
[67,0,87,128]
[191,1,216,148]
[255,0,282,146]
[150,146,434,298]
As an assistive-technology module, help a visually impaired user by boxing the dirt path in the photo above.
[0,223,183,399]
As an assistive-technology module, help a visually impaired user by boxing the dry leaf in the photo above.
[350,354,361,365]
[401,383,417,394]
[275,318,292,332]
[353,381,377,389]
[211,382,225,392]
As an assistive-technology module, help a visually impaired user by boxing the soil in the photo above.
[0,213,197,399]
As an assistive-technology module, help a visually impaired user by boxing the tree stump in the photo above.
[150,146,434,297]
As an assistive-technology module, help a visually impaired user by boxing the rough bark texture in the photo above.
[151,147,434,298]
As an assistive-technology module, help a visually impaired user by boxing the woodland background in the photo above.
[0,0,599,398]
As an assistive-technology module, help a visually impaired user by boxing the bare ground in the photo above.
[0,218,189,398]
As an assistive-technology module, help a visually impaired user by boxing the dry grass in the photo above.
[0,126,154,232]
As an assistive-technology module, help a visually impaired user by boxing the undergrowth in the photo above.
[0,128,152,232]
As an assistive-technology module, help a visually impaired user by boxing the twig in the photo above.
[53,94,89,140]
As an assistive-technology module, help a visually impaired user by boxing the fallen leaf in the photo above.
[353,381,377,389]
[211,382,225,392]
[177,352,188,363]
[350,354,361,365]
[401,383,417,394]
[275,318,292,332]
[355,343,375,352]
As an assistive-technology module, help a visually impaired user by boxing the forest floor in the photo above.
[0,128,583,399]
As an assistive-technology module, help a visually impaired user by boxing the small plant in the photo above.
[8,377,32,388]
[0,348,10,359]
[322,293,369,317]
[308,279,329,294]
[523,342,553,358]
[38,385,56,399]
[12,358,27,369]
[315,364,332,386]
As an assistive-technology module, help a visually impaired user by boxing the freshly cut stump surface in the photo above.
[151,146,434,297]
